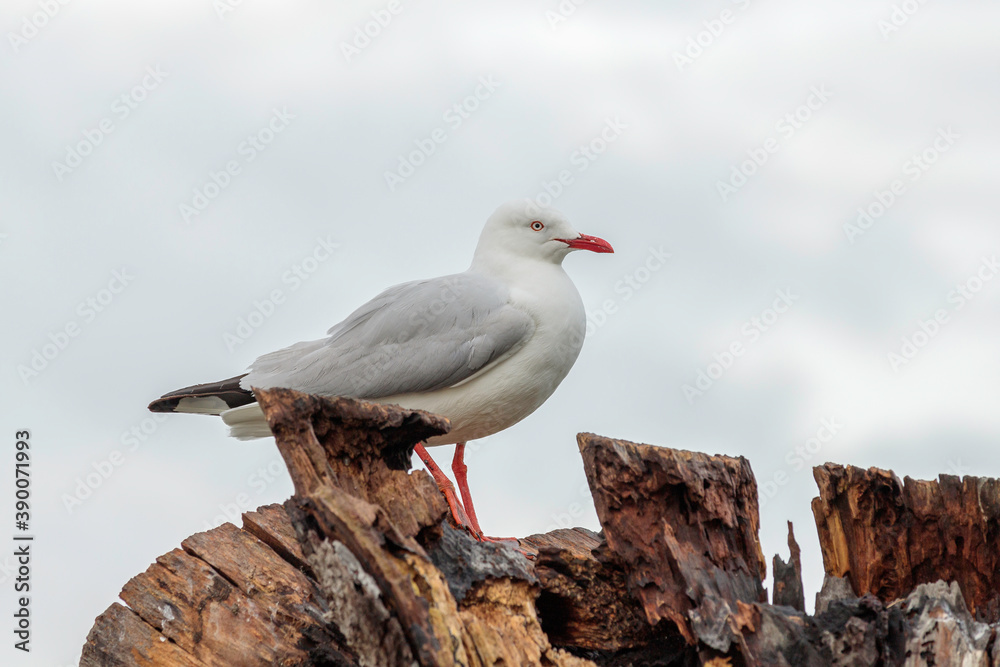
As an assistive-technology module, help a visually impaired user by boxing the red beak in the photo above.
[557,234,614,254]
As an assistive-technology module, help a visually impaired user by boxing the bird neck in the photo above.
[469,249,566,286]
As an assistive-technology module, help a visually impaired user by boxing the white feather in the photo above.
[221,403,271,440]
[175,396,232,415]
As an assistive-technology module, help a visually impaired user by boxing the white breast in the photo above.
[376,264,586,445]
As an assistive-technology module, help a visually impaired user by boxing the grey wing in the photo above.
[241,272,535,398]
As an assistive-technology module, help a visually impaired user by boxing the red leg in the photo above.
[415,443,478,537]
[451,443,518,544]
[451,443,482,535]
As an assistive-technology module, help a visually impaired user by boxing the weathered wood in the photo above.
[256,387,452,539]
[899,581,995,665]
[259,387,591,667]
[772,522,805,612]
[812,463,1000,622]
[814,574,857,615]
[82,504,352,666]
[241,503,314,576]
[522,527,656,652]
[83,388,1000,666]
[82,603,201,667]
[117,547,317,666]
[578,433,767,652]
[259,388,471,667]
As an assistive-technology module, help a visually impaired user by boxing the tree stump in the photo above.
[82,390,1000,666]
[812,463,1000,623]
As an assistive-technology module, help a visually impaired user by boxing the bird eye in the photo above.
[530,221,545,231]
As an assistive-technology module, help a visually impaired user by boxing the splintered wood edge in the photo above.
[242,504,314,577]
[83,603,201,667]
[83,505,318,666]
[254,386,451,438]
[254,387,451,474]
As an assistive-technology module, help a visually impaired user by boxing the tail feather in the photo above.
[148,374,256,415]
[221,403,272,439]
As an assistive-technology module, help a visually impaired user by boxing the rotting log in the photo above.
[577,433,767,654]
[82,390,1000,666]
[812,463,1000,623]
[520,527,656,652]
[82,504,350,667]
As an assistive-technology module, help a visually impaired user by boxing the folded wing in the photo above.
[241,272,536,399]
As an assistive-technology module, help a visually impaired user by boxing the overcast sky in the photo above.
[3,0,1000,663]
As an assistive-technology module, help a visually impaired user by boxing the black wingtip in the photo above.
[147,374,256,414]
[148,397,178,413]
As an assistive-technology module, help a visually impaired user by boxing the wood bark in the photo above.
[812,463,1000,622]
[577,432,767,654]
[83,390,1000,666]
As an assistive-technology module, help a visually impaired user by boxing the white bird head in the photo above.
[473,199,614,266]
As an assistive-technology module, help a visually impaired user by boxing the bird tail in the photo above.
[221,403,272,440]
[147,374,256,415]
